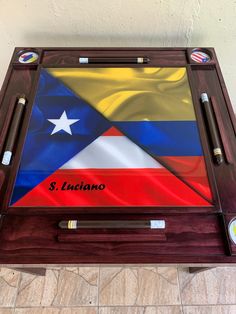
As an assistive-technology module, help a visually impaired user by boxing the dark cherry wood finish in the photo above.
[0,213,231,264]
[0,47,235,265]
[211,96,234,164]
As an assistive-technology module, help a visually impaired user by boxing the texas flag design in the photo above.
[11,68,212,207]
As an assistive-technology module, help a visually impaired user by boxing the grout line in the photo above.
[6,304,236,309]
[40,267,47,306]
[95,305,183,308]
[13,268,22,309]
[182,304,236,307]
[1,304,235,309]
[97,266,101,312]
[5,304,221,309]
[177,267,184,312]
[0,305,235,312]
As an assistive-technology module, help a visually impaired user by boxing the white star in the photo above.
[47,111,80,135]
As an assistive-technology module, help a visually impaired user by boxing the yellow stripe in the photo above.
[30,56,38,63]
[47,67,196,121]
[233,224,236,236]
[68,220,76,229]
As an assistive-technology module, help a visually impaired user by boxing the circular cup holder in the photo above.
[18,50,39,64]
[190,48,212,63]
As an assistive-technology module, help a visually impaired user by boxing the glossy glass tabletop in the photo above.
[11,67,212,207]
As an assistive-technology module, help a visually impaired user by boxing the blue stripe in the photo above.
[23,54,33,61]
[11,69,111,205]
[114,121,203,156]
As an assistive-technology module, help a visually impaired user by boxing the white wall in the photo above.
[0,0,235,111]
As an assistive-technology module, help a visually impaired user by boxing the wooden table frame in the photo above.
[0,47,236,270]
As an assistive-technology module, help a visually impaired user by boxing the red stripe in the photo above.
[191,53,203,62]
[192,52,203,59]
[13,168,211,207]
[102,127,124,136]
[158,156,212,201]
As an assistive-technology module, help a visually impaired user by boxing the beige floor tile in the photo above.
[15,269,59,307]
[15,267,98,307]
[99,267,180,306]
[179,267,236,305]
[183,305,236,314]
[99,307,147,314]
[99,306,182,314]
[0,268,20,307]
[14,307,97,314]
[52,267,99,306]
[60,308,98,314]
[0,309,14,314]
[136,268,180,305]
[157,306,183,314]
[99,267,138,306]
[41,269,60,306]
[14,308,60,314]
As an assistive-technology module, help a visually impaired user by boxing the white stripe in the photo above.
[61,136,162,169]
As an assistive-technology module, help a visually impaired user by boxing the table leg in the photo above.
[189,267,215,274]
[11,267,46,276]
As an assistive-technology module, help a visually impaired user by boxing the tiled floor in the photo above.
[0,267,236,313]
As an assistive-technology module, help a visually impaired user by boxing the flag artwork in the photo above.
[11,67,213,207]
